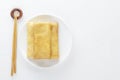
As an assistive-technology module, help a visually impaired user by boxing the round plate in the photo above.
[18,14,72,69]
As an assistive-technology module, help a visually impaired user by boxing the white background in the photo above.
[0,0,120,80]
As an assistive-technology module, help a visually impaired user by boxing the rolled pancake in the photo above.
[27,22,51,59]
[27,22,59,59]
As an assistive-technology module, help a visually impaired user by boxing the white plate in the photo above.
[18,14,72,69]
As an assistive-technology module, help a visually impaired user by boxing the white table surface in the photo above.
[1,0,120,80]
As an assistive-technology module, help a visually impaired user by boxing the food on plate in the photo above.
[27,22,59,59]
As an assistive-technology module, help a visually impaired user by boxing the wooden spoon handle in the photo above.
[10,8,23,76]
[11,16,17,76]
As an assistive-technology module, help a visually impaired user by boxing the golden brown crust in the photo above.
[51,23,59,59]
[27,23,34,58]
[34,23,51,59]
